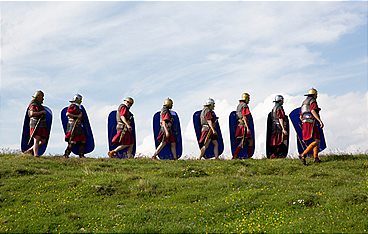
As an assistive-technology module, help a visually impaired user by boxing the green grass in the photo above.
[0,153,367,233]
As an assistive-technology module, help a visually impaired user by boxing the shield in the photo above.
[153,110,183,160]
[289,107,326,155]
[107,110,136,158]
[266,112,289,158]
[61,105,95,155]
[193,110,224,159]
[228,111,255,159]
[21,106,53,156]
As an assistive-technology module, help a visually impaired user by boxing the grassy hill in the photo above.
[0,153,367,233]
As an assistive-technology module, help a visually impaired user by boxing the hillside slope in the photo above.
[0,154,367,233]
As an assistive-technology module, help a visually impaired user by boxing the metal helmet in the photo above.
[163,98,173,108]
[274,95,284,103]
[305,88,318,96]
[205,98,215,106]
[32,90,44,99]
[240,92,250,103]
[70,94,83,104]
[124,97,134,105]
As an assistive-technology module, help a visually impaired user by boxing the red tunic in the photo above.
[235,105,252,139]
[112,105,134,145]
[270,108,285,146]
[199,110,218,144]
[28,103,49,139]
[157,109,176,143]
[301,102,320,141]
[65,104,86,143]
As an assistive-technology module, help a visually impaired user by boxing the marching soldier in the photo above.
[233,93,254,159]
[152,98,177,160]
[63,94,86,158]
[108,97,135,158]
[298,88,324,165]
[198,98,219,160]
[24,90,49,157]
[269,95,288,158]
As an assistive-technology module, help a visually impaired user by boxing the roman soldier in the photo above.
[298,88,324,165]
[198,98,219,160]
[64,94,86,158]
[24,90,49,157]
[269,95,288,158]
[233,92,254,159]
[152,98,177,160]
[108,97,135,158]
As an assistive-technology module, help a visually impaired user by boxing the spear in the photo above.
[203,118,218,148]
[28,115,43,145]
[68,119,79,144]
[118,126,128,143]
[297,123,308,151]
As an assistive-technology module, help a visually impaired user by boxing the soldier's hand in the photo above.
[212,130,217,135]
[319,121,324,128]
[127,125,132,131]
[282,129,288,136]
[165,132,170,138]
[247,128,251,134]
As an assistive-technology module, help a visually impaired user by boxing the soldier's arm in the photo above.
[121,115,132,130]
[66,112,82,119]
[162,120,169,136]
[29,105,46,117]
[311,110,324,128]
[29,109,46,117]
[207,119,217,134]
[241,107,251,133]
[242,116,250,133]
[278,118,288,135]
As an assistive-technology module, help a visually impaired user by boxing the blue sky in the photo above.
[0,2,367,158]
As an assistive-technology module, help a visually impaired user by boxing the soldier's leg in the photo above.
[212,140,219,159]
[278,144,288,158]
[273,145,283,158]
[64,142,73,158]
[152,141,167,159]
[247,138,254,158]
[33,136,43,157]
[232,137,243,159]
[79,142,86,158]
[108,144,129,158]
[171,142,177,160]
[127,144,134,159]
[301,141,318,158]
[24,146,34,155]
[114,145,129,153]
[313,139,321,162]
[40,139,46,146]
[270,146,277,159]
[198,140,211,160]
